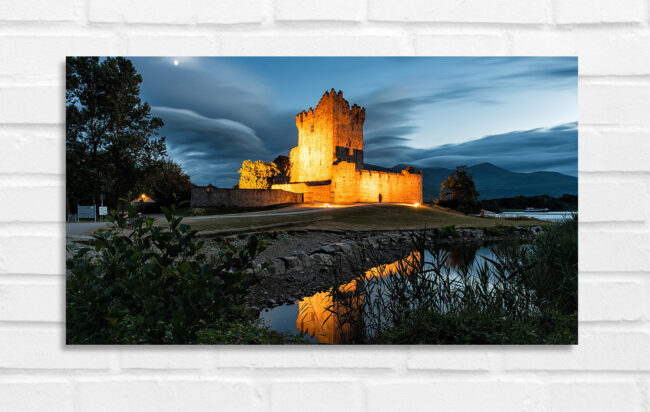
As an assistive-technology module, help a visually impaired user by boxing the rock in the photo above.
[266,259,286,276]
[311,253,334,266]
[282,255,303,271]
[317,244,338,254]
[335,242,353,253]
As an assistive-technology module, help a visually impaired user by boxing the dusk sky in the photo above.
[130,57,578,187]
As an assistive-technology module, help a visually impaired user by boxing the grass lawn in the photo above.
[179,204,546,233]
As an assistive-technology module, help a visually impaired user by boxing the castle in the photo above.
[272,89,423,204]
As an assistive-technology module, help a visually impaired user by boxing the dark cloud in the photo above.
[366,122,578,176]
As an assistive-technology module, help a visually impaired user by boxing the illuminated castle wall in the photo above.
[272,89,422,204]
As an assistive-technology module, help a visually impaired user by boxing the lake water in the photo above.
[259,244,498,344]
[494,211,575,222]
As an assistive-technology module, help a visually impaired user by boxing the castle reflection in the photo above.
[260,243,488,344]
[297,251,422,344]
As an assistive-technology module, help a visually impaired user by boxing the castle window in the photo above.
[310,125,314,133]
[351,125,354,131]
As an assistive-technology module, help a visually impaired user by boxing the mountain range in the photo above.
[378,162,577,201]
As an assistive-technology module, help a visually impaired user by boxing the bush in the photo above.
[66,201,297,344]
[439,225,459,238]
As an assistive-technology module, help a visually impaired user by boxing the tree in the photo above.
[141,159,195,207]
[272,155,291,183]
[66,57,168,210]
[439,166,480,214]
[238,160,279,189]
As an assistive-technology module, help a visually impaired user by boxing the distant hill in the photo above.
[388,162,578,201]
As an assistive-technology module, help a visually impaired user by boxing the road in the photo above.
[66,221,109,236]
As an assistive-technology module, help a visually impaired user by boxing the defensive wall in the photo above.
[190,188,303,208]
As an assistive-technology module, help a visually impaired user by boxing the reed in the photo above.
[323,216,577,344]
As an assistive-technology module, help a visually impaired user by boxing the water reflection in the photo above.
[260,244,495,344]
[297,251,421,344]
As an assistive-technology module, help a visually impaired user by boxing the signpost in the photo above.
[77,205,96,222]
[99,206,108,217]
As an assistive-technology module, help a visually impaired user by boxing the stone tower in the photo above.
[289,89,366,183]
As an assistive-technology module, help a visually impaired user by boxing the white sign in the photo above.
[99,206,108,216]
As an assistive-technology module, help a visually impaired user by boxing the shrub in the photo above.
[66,201,288,344]
[439,225,459,238]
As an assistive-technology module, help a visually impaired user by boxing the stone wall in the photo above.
[190,188,303,208]
[271,182,334,203]
[331,161,423,204]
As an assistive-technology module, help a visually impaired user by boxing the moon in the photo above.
[173,59,179,66]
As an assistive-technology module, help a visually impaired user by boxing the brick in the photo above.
[0,283,63,322]
[0,87,63,124]
[120,347,214,370]
[512,31,650,75]
[580,83,650,126]
[0,329,112,369]
[88,0,266,24]
[579,280,647,321]
[0,187,64,222]
[0,36,118,82]
[0,382,73,412]
[415,34,508,55]
[219,34,413,55]
[407,346,494,370]
[0,0,76,22]
[126,35,218,55]
[366,382,547,412]
[215,347,405,369]
[579,129,650,172]
[578,180,646,222]
[0,127,63,174]
[368,0,549,23]
[505,331,650,370]
[579,232,650,272]
[76,380,256,412]
[0,236,64,275]
[275,0,364,21]
[554,0,645,24]
[549,382,643,411]
[271,382,362,412]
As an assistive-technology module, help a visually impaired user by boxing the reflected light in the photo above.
[413,203,420,207]
[173,59,179,66]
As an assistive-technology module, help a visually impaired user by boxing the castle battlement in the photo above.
[296,89,366,125]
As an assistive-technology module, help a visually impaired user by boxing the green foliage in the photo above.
[66,201,284,344]
[143,159,195,207]
[272,155,291,184]
[438,165,481,214]
[325,215,578,344]
[238,159,280,189]
[439,225,459,238]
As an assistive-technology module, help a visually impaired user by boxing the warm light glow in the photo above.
[173,59,179,66]
[413,203,420,207]
[141,193,146,199]
[324,203,330,208]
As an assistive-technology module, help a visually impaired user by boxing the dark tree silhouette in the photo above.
[438,166,480,214]
[66,57,192,210]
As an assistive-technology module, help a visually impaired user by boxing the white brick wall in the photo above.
[1,1,648,410]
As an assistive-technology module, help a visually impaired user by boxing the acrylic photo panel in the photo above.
[66,57,577,344]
